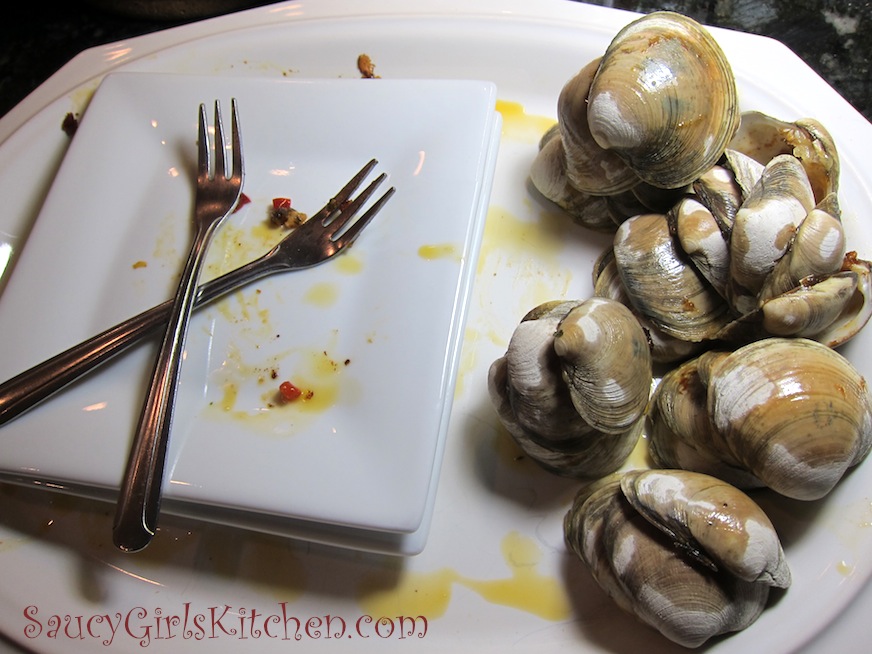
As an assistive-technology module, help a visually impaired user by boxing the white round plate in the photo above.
[1,1,871,653]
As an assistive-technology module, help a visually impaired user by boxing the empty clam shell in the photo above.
[586,11,740,189]
[648,357,764,489]
[729,111,839,203]
[757,193,845,303]
[669,196,732,299]
[555,57,639,196]
[489,300,588,443]
[593,248,704,363]
[529,124,618,232]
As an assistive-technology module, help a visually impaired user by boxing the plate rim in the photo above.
[1,2,871,653]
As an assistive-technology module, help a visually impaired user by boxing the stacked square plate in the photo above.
[0,72,502,554]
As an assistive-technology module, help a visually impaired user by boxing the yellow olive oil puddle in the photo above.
[195,210,370,436]
[204,336,358,436]
[304,282,340,307]
[213,288,272,332]
[70,80,99,117]
[273,348,350,416]
[495,99,556,144]
[418,243,461,261]
[454,327,479,398]
[821,497,872,566]
[475,205,576,317]
[152,211,181,268]
[836,560,855,577]
[621,433,654,471]
[358,532,570,622]
[334,251,364,274]
[480,206,570,270]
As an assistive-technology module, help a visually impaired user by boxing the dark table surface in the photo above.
[2,0,871,124]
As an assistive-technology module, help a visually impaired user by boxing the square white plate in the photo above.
[0,72,501,553]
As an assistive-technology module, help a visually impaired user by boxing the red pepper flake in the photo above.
[270,197,292,226]
[270,196,308,228]
[233,192,252,213]
[279,380,303,402]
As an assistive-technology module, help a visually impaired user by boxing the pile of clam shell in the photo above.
[531,12,871,361]
[489,9,872,649]
[488,297,652,479]
[564,469,791,649]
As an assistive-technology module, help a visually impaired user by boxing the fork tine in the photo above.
[230,98,243,183]
[212,101,226,180]
[197,104,209,181]
[333,186,396,249]
[322,172,387,237]
[308,158,379,224]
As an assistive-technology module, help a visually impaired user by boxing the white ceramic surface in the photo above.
[0,1,871,653]
[0,71,500,552]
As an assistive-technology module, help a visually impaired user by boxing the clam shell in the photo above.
[555,57,639,195]
[691,162,745,232]
[706,338,872,500]
[729,111,839,203]
[529,127,617,232]
[620,469,791,588]
[488,300,588,442]
[586,12,740,189]
[648,357,763,489]
[728,154,817,314]
[487,300,642,478]
[757,194,846,303]
[760,271,858,338]
[553,297,652,433]
[564,476,771,648]
[723,148,765,200]
[715,257,871,348]
[669,196,731,298]
[814,255,872,347]
[614,212,732,341]
[593,248,704,363]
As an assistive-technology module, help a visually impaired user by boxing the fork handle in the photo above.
[112,223,219,553]
[0,250,275,427]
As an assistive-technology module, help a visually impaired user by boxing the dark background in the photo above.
[1,1,871,123]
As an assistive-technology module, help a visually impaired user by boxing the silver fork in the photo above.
[0,159,393,428]
[113,100,244,553]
